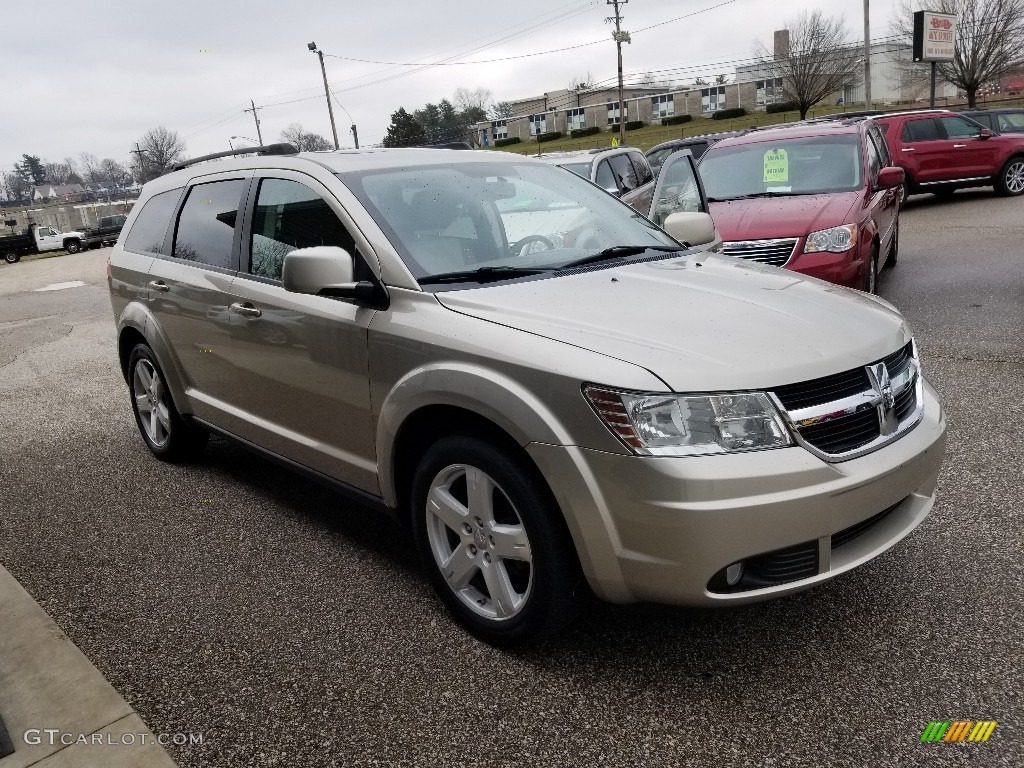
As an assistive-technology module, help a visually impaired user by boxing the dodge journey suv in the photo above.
[108,144,946,645]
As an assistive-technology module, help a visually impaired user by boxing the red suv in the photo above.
[698,119,903,293]
[874,109,1024,199]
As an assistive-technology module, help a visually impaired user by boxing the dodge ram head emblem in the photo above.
[868,363,898,435]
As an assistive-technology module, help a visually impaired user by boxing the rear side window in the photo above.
[248,178,357,281]
[998,113,1024,131]
[939,116,983,138]
[902,119,940,142]
[173,179,246,268]
[123,189,181,255]
[629,152,654,185]
[607,153,639,192]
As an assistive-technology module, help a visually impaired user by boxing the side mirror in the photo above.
[877,166,906,190]
[282,246,386,307]
[663,211,717,247]
[979,128,994,139]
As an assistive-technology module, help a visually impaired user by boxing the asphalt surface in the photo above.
[0,191,1021,767]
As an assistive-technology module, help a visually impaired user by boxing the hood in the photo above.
[709,192,862,242]
[435,254,908,392]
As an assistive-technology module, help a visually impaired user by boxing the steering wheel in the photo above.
[574,228,604,250]
[510,235,556,256]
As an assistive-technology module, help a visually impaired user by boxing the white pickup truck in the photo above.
[0,224,88,264]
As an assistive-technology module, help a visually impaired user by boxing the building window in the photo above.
[567,108,585,131]
[607,104,627,125]
[756,78,784,105]
[529,114,547,135]
[652,94,674,119]
[701,86,727,113]
[492,120,507,140]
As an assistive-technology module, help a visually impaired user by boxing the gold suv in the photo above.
[108,144,946,646]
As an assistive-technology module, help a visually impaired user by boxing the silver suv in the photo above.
[108,144,946,646]
[534,146,656,214]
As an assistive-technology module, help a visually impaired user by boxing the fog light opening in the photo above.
[725,562,744,587]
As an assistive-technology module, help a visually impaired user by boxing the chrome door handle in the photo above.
[953,144,967,148]
[148,280,169,293]
[229,302,262,318]
[901,147,915,152]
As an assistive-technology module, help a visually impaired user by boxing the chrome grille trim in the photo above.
[769,340,925,462]
[721,238,798,267]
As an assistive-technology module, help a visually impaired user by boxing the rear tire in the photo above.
[127,343,208,462]
[3,251,19,264]
[994,156,1024,196]
[410,434,581,646]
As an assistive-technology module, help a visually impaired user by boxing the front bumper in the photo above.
[786,244,864,289]
[527,377,946,605]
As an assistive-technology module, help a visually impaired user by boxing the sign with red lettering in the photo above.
[913,11,957,62]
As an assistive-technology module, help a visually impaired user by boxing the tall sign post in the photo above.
[913,11,957,108]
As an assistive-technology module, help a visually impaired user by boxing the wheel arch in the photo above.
[116,304,191,411]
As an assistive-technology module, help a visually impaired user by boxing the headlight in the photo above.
[584,386,793,456]
[804,223,857,253]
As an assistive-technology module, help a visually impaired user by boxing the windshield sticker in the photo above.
[763,148,789,183]
[766,186,793,193]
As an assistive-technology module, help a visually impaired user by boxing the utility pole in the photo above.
[308,42,340,149]
[607,0,630,147]
[863,0,872,111]
[243,100,264,145]
[351,125,359,150]
[132,144,148,184]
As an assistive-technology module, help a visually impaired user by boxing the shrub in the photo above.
[570,126,601,138]
[625,120,646,131]
[607,124,620,133]
[766,101,799,114]
[661,114,693,126]
[537,131,562,143]
[712,107,747,120]
[494,137,521,147]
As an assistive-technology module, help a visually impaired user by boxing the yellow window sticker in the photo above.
[763,148,789,183]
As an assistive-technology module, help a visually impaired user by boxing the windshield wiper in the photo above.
[559,245,689,270]
[708,192,801,202]
[417,266,552,285]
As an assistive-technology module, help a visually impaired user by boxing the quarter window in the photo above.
[173,179,246,268]
[123,188,181,255]
[248,178,357,281]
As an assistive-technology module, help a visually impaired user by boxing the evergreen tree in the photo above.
[382,108,427,148]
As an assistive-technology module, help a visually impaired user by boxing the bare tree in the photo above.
[754,11,862,119]
[714,74,732,85]
[100,158,131,189]
[280,123,333,151]
[43,161,74,184]
[489,101,514,120]
[570,72,594,91]
[693,77,710,86]
[3,173,31,202]
[453,87,494,114]
[135,126,187,178]
[79,152,103,184]
[893,0,1024,107]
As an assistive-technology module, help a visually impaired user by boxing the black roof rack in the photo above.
[424,142,473,149]
[170,142,299,172]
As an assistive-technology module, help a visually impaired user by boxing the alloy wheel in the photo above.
[133,358,172,447]
[1005,161,1024,194]
[424,464,533,621]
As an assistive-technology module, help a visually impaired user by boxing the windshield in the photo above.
[701,135,864,200]
[556,162,593,178]
[337,161,676,284]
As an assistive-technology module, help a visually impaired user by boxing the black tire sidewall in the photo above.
[3,252,18,264]
[885,222,898,268]
[410,435,579,646]
[65,241,80,254]
[864,246,878,293]
[997,157,1024,196]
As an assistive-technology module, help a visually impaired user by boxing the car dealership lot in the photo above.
[0,190,1021,768]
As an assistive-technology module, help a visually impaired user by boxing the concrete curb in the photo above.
[0,564,177,767]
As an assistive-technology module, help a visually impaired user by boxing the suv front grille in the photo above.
[772,341,922,460]
[721,238,798,267]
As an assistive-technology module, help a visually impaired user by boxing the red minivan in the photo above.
[698,119,904,293]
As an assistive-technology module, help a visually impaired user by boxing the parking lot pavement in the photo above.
[0,202,1021,767]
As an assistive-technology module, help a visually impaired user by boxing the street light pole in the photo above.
[863,0,872,111]
[309,42,340,149]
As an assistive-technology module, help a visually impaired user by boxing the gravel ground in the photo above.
[0,191,1021,768]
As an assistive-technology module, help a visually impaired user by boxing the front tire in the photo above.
[410,435,581,646]
[995,156,1024,196]
[127,343,208,462]
[863,244,879,294]
[64,240,81,254]
[884,221,898,269]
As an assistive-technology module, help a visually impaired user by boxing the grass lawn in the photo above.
[486,96,1024,155]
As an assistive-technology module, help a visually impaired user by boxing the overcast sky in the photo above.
[2,0,899,175]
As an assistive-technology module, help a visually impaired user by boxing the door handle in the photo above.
[148,280,169,293]
[901,147,915,152]
[229,302,262,318]
[953,144,967,148]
